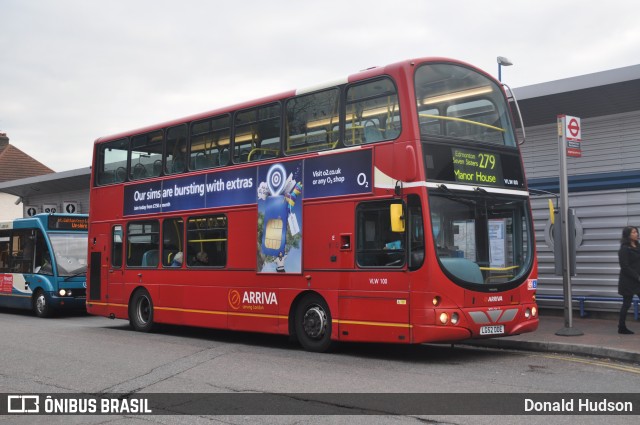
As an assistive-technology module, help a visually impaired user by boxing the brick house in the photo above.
[0,132,54,219]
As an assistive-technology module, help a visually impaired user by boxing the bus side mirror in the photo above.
[390,204,405,232]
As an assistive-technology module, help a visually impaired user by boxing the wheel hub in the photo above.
[137,297,150,324]
[303,306,326,339]
[36,295,46,313]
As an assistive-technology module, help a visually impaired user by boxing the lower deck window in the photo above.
[186,215,227,267]
[356,201,406,268]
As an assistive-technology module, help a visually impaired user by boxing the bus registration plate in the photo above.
[480,325,504,335]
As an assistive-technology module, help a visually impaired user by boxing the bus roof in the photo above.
[93,56,484,145]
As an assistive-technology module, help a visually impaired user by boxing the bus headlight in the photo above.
[524,308,531,319]
[532,306,537,317]
[451,312,459,325]
[439,312,449,324]
[59,289,67,297]
[432,296,441,306]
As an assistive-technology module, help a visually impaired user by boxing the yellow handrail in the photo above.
[247,148,279,161]
[285,139,338,154]
[187,238,227,243]
[479,265,519,271]
[419,113,505,133]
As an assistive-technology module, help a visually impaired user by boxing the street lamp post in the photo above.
[497,56,513,81]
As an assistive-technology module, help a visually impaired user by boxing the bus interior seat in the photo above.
[170,156,186,173]
[364,125,382,143]
[385,125,400,139]
[164,250,178,266]
[218,147,229,166]
[439,257,483,284]
[152,160,163,176]
[195,154,214,170]
[248,149,262,162]
[132,163,148,180]
[115,167,127,182]
[99,171,115,184]
[141,249,159,267]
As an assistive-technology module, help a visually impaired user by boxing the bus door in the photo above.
[7,228,51,310]
[339,198,422,343]
[106,225,125,304]
[12,230,38,299]
[89,231,106,302]
[0,230,32,309]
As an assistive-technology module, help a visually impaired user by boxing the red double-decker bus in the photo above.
[87,57,538,352]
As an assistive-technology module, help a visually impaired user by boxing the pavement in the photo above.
[463,309,640,363]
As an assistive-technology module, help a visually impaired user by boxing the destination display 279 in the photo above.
[425,144,525,189]
[452,147,503,185]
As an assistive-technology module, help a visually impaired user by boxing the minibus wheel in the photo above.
[129,288,154,332]
[32,289,52,318]
[294,293,333,352]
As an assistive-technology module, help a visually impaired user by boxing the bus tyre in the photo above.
[294,294,333,352]
[129,289,154,332]
[33,289,52,318]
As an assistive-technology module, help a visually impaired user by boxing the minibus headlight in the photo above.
[59,289,67,297]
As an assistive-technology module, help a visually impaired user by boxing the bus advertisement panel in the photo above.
[87,57,538,352]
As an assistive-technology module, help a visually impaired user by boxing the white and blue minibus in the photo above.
[0,214,88,317]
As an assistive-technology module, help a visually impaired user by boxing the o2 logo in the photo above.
[266,163,287,196]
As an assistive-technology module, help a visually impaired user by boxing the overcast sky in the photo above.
[1,0,639,172]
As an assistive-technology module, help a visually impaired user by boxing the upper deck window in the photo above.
[234,104,281,164]
[286,88,340,155]
[414,63,516,147]
[345,77,401,146]
[130,131,163,180]
[165,125,188,175]
[190,115,231,170]
[96,138,128,185]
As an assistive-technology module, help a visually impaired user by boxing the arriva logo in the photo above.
[228,290,241,310]
[486,296,503,303]
[243,291,278,305]
[228,290,278,310]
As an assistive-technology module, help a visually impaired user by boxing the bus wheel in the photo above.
[294,294,333,352]
[129,288,154,332]
[33,290,52,318]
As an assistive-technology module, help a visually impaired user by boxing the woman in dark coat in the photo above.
[617,226,640,334]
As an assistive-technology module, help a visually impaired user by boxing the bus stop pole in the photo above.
[556,115,583,336]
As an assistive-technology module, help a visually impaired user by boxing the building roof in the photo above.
[0,167,90,198]
[512,64,640,127]
[0,133,54,183]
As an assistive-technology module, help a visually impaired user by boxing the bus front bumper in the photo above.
[47,292,87,310]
